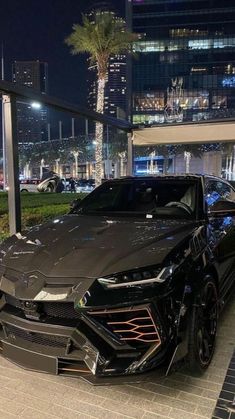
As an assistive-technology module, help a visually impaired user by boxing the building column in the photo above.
[203,151,222,176]
[127,132,133,176]
[3,94,21,234]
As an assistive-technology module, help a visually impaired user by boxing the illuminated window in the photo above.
[134,92,164,111]
[191,67,207,73]
[222,77,235,87]
[134,37,235,53]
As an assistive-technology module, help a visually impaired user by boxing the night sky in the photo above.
[0,0,125,106]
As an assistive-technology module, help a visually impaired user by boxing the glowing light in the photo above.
[222,76,235,87]
[31,102,41,109]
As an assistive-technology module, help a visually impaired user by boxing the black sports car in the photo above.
[0,175,235,381]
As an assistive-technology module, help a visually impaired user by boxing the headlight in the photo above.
[98,265,177,289]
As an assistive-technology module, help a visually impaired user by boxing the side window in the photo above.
[205,179,235,208]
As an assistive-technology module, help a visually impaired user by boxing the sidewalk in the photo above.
[0,295,234,419]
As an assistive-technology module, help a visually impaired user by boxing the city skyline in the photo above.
[0,0,124,106]
[13,60,48,143]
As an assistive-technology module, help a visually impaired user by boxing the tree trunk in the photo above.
[163,157,168,174]
[229,153,233,180]
[233,146,235,181]
[95,77,105,187]
[225,155,229,179]
[184,151,191,174]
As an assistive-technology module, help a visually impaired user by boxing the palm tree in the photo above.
[65,11,137,186]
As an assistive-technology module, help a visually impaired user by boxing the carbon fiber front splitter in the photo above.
[0,305,172,384]
[0,339,168,385]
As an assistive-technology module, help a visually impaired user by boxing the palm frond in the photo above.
[65,11,138,74]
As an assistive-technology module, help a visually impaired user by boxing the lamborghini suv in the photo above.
[0,175,234,381]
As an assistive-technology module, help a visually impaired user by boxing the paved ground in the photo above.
[212,348,235,419]
[0,295,234,419]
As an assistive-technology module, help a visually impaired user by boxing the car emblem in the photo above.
[23,301,38,310]
[21,273,38,288]
[22,300,41,320]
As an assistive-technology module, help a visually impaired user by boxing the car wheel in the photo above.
[21,189,28,193]
[188,276,218,374]
[45,183,53,192]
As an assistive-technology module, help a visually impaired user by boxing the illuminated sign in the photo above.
[222,77,235,87]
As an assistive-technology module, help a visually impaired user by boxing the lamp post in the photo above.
[119,151,127,177]
[24,162,31,179]
[149,151,156,174]
[72,150,82,178]
[184,151,192,174]
[40,158,45,179]
[55,158,60,176]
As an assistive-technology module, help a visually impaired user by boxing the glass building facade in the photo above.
[12,61,48,143]
[87,53,127,118]
[126,0,235,125]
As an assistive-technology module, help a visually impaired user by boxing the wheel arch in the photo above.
[203,265,219,292]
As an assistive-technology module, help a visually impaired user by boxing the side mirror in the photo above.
[208,199,235,217]
[70,198,81,210]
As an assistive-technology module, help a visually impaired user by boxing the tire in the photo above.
[188,276,218,374]
[21,189,28,193]
[45,183,54,193]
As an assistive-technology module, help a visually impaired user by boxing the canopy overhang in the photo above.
[133,120,235,146]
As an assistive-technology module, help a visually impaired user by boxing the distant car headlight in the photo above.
[98,265,177,289]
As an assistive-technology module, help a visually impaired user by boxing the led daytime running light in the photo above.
[98,265,176,289]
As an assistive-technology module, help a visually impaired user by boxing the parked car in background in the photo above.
[0,175,234,382]
[37,174,60,193]
[76,179,95,193]
[37,175,95,193]
[20,179,41,193]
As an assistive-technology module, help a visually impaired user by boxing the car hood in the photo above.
[0,214,196,282]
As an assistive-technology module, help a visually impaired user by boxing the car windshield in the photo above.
[73,179,198,219]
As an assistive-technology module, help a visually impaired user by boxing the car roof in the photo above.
[105,174,203,183]
[104,174,232,184]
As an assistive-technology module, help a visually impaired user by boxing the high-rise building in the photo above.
[12,60,48,143]
[126,0,235,125]
[87,4,128,118]
[87,53,127,118]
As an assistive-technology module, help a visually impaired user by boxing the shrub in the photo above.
[0,193,87,242]
[0,192,87,215]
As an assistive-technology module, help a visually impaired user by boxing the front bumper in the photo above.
[0,310,93,376]
[0,297,170,381]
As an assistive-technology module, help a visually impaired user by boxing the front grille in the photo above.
[4,295,80,320]
[4,324,68,348]
[88,306,161,348]
[43,302,80,319]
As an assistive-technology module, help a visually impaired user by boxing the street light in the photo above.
[31,102,41,110]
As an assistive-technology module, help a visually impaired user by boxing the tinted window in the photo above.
[74,179,197,219]
[205,179,235,207]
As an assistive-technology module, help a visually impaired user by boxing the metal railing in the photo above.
[0,80,133,235]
